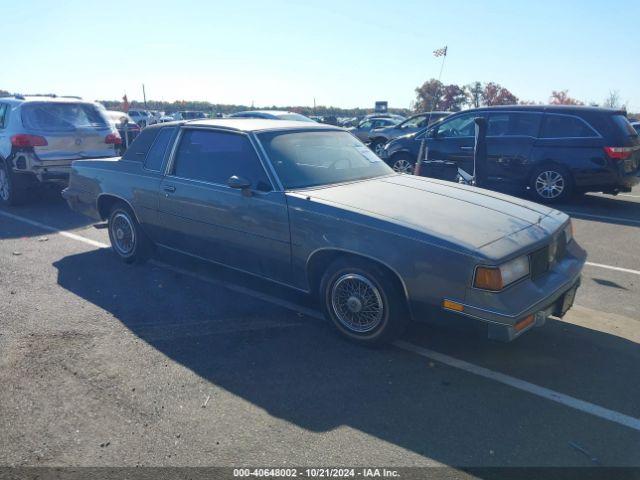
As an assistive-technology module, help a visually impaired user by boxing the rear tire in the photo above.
[319,257,409,346]
[0,160,28,206]
[107,202,153,264]
[529,164,573,203]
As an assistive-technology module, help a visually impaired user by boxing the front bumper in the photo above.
[444,275,581,341]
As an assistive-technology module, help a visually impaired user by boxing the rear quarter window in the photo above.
[144,127,176,171]
[611,115,638,137]
[540,115,598,138]
[121,128,162,162]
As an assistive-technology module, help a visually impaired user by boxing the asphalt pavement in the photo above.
[0,185,639,470]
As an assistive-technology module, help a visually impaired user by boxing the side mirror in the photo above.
[227,175,252,196]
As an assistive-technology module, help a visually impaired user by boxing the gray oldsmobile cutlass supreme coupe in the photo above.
[63,119,586,345]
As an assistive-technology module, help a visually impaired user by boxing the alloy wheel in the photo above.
[373,142,386,156]
[0,167,10,201]
[535,170,565,199]
[392,159,414,174]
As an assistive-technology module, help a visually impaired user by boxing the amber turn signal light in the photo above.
[514,314,535,332]
[474,267,503,291]
[443,300,464,312]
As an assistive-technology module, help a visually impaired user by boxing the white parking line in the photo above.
[0,210,109,249]
[394,341,640,432]
[564,210,640,226]
[2,208,640,432]
[586,262,640,276]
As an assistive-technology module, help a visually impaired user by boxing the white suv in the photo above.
[0,95,121,205]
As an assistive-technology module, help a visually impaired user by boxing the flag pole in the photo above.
[414,46,447,176]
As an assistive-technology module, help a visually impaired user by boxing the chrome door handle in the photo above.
[460,146,473,151]
[163,185,176,193]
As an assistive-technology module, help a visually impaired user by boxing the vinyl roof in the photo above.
[152,118,343,133]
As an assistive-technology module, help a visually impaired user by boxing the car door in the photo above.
[484,111,541,193]
[156,127,292,283]
[425,111,478,174]
[354,120,373,141]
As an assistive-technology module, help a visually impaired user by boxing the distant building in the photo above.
[375,101,388,113]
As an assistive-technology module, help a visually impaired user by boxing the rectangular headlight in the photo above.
[563,221,573,244]
[475,255,530,291]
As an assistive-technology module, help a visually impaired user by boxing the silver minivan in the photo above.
[0,95,120,205]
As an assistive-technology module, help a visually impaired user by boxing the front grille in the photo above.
[529,234,567,280]
[530,247,549,279]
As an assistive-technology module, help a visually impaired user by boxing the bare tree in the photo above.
[603,90,621,109]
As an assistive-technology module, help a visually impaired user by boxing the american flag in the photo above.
[433,46,448,57]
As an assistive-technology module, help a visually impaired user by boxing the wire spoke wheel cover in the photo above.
[0,167,10,201]
[535,170,565,199]
[392,159,414,174]
[111,212,136,256]
[330,273,385,333]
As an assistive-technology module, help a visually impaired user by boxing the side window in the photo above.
[541,115,598,138]
[144,127,175,171]
[487,112,541,137]
[172,130,272,192]
[0,104,7,128]
[437,113,477,138]
[359,120,372,130]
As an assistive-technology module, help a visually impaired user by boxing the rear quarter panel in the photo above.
[531,137,611,187]
[68,159,162,227]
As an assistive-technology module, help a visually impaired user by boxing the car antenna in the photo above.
[415,46,447,176]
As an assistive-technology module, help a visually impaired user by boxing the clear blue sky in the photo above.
[4,0,639,111]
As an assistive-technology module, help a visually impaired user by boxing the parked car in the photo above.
[177,111,208,120]
[105,110,140,154]
[158,113,178,123]
[347,117,400,142]
[364,113,406,123]
[368,111,450,156]
[229,110,315,122]
[0,95,120,205]
[63,118,585,345]
[128,110,153,128]
[380,105,640,202]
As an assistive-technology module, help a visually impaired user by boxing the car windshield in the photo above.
[276,113,315,122]
[22,103,109,132]
[258,130,394,189]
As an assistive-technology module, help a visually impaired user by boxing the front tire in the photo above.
[319,257,409,346]
[529,165,573,203]
[388,154,416,175]
[107,203,152,264]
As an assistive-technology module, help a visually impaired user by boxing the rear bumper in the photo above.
[10,152,72,183]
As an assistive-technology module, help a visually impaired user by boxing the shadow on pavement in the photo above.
[52,248,640,467]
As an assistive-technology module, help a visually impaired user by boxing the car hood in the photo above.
[290,174,565,254]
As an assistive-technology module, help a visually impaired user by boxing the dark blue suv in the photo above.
[380,105,640,203]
